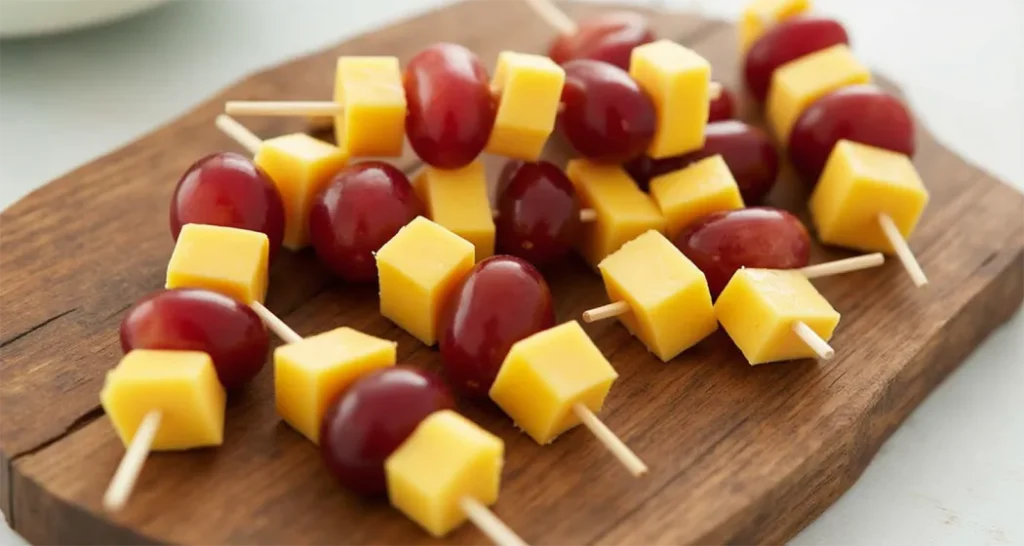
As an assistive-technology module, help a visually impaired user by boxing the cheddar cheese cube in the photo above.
[334,56,406,157]
[166,224,269,304]
[274,327,396,443]
[598,231,717,361]
[254,133,347,250]
[486,52,565,160]
[385,410,504,537]
[489,321,618,444]
[413,161,495,259]
[100,350,226,450]
[629,40,712,158]
[649,155,745,238]
[714,269,840,365]
[767,44,871,143]
[566,159,666,266]
[738,0,812,52]
[809,140,929,253]
[376,217,475,345]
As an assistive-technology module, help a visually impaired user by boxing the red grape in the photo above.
[404,43,496,169]
[495,162,582,266]
[558,60,656,163]
[120,288,269,390]
[744,16,850,103]
[496,159,524,200]
[170,152,286,261]
[308,161,423,283]
[789,85,915,183]
[548,12,655,71]
[438,256,555,397]
[673,207,810,297]
[320,366,455,496]
[708,85,736,122]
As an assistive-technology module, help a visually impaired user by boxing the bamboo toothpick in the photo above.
[226,100,341,117]
[215,114,262,155]
[792,321,835,360]
[492,208,597,223]
[798,253,885,279]
[573,403,648,477]
[250,301,303,344]
[878,213,928,287]
[459,497,530,546]
[103,411,162,512]
[582,301,630,323]
[522,0,578,35]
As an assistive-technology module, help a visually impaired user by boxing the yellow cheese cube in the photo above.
[274,327,396,443]
[486,52,565,160]
[649,155,746,238]
[566,159,666,266]
[100,350,226,450]
[385,410,503,537]
[629,40,712,158]
[254,133,347,250]
[738,0,812,52]
[376,217,475,345]
[334,56,406,157]
[489,321,618,444]
[598,231,717,361]
[714,269,840,365]
[767,44,871,144]
[810,140,929,253]
[413,161,495,259]
[166,224,269,304]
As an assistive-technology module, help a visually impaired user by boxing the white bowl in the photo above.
[0,0,173,39]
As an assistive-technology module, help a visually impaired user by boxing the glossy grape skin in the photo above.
[624,121,779,203]
[558,60,656,163]
[320,366,455,497]
[708,85,736,122]
[744,16,850,103]
[119,288,269,390]
[170,152,286,262]
[496,159,524,200]
[495,162,582,266]
[438,256,556,397]
[548,12,655,71]
[308,162,424,283]
[404,43,497,169]
[673,208,811,297]
[789,85,915,183]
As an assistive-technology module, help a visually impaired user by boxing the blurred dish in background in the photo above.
[0,0,172,39]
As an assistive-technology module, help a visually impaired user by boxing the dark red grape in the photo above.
[495,162,582,266]
[744,16,850,103]
[496,159,524,200]
[548,12,655,71]
[708,84,736,122]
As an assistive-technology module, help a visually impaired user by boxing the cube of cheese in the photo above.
[376,217,475,345]
[714,269,840,365]
[767,44,871,144]
[738,0,812,52]
[486,52,565,160]
[566,159,666,266]
[413,161,495,259]
[810,140,929,253]
[274,327,396,443]
[254,133,347,250]
[334,56,406,157]
[489,321,618,444]
[649,155,745,238]
[598,231,717,361]
[629,40,712,158]
[385,410,504,537]
[100,350,226,450]
[166,224,269,304]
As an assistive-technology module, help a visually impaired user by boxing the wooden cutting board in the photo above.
[1,1,1021,544]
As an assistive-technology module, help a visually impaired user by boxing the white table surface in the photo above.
[0,0,1021,544]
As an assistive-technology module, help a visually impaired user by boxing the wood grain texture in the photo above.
[0,1,1021,544]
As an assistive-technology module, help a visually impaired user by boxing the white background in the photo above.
[1,0,1021,544]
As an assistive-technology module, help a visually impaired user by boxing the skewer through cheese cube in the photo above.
[274,327,396,443]
[738,0,812,52]
[597,231,718,361]
[334,56,406,157]
[376,217,475,345]
[630,40,712,158]
[413,161,495,259]
[166,224,270,304]
[715,269,840,365]
[649,154,745,238]
[385,410,504,537]
[486,52,565,160]
[100,350,226,450]
[566,159,666,266]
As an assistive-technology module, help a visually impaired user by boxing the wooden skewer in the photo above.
[582,301,630,323]
[491,208,597,223]
[215,114,262,155]
[522,0,578,36]
[226,100,341,117]
[878,213,928,287]
[250,301,303,344]
[572,403,648,476]
[459,497,530,546]
[791,321,834,360]
[797,253,885,279]
[103,411,161,512]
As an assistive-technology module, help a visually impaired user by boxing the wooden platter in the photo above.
[1,1,1022,544]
